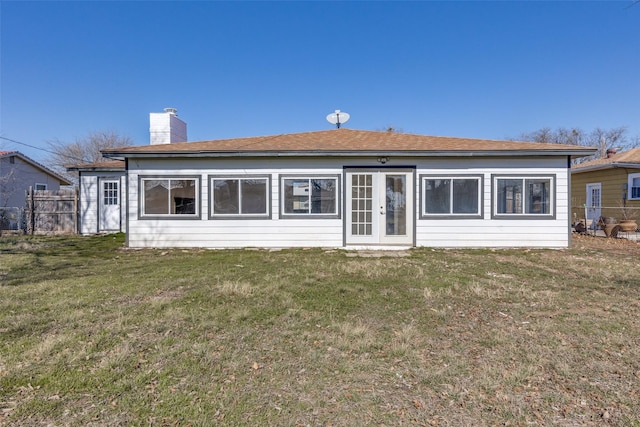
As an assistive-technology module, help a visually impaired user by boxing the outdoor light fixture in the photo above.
[377,156,389,164]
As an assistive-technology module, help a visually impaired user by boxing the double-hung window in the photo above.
[281,176,339,218]
[421,175,482,218]
[210,176,270,218]
[628,173,640,200]
[140,177,199,217]
[493,175,554,218]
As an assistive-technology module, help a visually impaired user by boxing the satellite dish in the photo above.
[326,110,350,129]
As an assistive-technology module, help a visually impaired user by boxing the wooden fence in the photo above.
[25,187,78,235]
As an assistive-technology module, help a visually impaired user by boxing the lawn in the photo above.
[0,234,639,426]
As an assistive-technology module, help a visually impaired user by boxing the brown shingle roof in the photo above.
[66,160,125,171]
[102,128,596,158]
[572,148,640,171]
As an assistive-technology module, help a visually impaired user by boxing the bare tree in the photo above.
[588,127,629,159]
[0,168,17,234]
[0,168,17,207]
[47,130,132,183]
[518,126,637,163]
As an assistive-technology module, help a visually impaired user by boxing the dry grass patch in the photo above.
[1,234,640,426]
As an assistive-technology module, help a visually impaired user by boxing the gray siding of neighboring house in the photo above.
[0,155,64,208]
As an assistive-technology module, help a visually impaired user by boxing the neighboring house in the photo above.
[0,150,72,207]
[102,128,595,249]
[0,150,72,231]
[570,148,640,223]
[67,160,126,234]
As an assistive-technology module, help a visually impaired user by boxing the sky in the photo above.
[1,1,639,163]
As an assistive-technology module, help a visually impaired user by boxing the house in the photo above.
[570,147,640,224]
[101,127,596,249]
[0,150,72,229]
[69,108,187,235]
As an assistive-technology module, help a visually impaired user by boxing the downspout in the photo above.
[125,158,130,248]
[568,156,573,247]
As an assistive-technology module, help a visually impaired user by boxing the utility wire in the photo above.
[0,135,86,163]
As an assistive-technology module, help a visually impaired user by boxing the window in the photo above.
[421,176,482,217]
[34,183,47,191]
[103,182,118,205]
[281,176,339,217]
[140,177,199,217]
[210,176,269,218]
[493,175,554,217]
[628,173,640,200]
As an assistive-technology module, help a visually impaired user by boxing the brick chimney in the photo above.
[149,108,187,145]
[606,148,617,158]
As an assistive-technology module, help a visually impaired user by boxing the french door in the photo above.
[345,169,414,246]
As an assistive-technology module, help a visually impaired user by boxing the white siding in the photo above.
[79,174,98,234]
[78,171,126,235]
[414,157,570,248]
[125,156,572,249]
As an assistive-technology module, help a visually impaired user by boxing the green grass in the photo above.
[1,233,639,426]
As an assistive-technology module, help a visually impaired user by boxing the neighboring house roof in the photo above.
[66,160,125,172]
[0,150,72,185]
[102,128,597,159]
[571,148,640,173]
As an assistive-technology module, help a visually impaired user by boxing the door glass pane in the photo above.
[351,174,373,236]
[104,182,118,206]
[386,175,406,235]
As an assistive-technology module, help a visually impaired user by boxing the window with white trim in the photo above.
[493,176,554,217]
[141,177,199,217]
[211,176,269,217]
[35,183,47,191]
[281,176,339,217]
[421,176,482,217]
[628,173,640,200]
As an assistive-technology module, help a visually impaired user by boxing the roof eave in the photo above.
[571,162,640,173]
[103,149,597,159]
[67,166,125,172]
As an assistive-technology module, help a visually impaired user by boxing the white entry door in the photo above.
[99,179,121,231]
[586,183,602,223]
[345,169,414,246]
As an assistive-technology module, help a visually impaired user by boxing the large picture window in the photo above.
[281,176,339,217]
[141,177,199,217]
[421,176,482,217]
[211,176,270,218]
[493,176,554,217]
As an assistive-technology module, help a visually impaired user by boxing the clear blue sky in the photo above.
[1,1,639,162]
